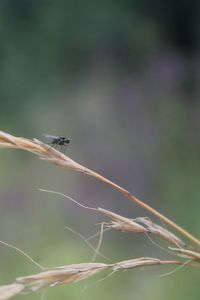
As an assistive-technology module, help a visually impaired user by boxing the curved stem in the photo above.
[84,169,200,247]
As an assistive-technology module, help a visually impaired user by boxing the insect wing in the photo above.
[43,134,60,140]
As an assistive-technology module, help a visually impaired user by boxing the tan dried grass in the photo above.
[169,247,200,262]
[38,189,186,249]
[15,257,189,292]
[17,262,108,291]
[0,284,24,300]
[0,130,200,300]
[1,255,199,299]
[0,130,199,246]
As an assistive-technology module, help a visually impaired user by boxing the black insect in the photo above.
[44,134,71,151]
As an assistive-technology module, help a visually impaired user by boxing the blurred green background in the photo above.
[0,1,200,299]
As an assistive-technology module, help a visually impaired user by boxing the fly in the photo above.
[44,134,71,151]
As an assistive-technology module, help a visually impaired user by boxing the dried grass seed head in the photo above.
[97,208,147,233]
[112,258,162,271]
[169,247,200,261]
[136,217,186,248]
[17,262,109,291]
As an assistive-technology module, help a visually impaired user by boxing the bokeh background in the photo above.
[0,1,200,299]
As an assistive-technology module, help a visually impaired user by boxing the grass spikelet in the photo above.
[97,208,147,233]
[16,263,108,291]
[111,257,183,271]
[38,189,187,250]
[15,257,197,292]
[0,258,198,298]
[97,208,185,248]
[169,247,200,262]
[0,283,24,300]
[136,217,186,248]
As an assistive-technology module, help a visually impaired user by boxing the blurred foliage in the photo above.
[0,0,199,124]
